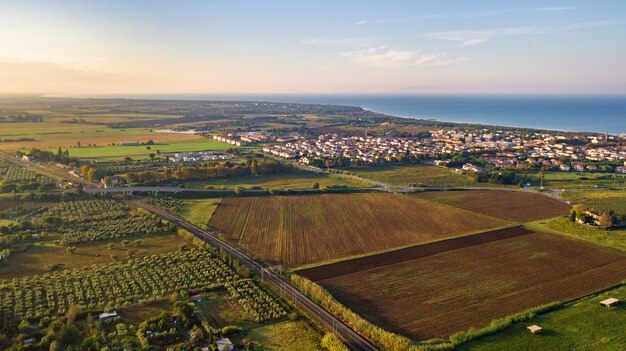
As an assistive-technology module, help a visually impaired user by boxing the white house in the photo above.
[216,338,234,351]
[98,310,118,321]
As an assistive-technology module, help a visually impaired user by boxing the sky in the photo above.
[1,0,625,95]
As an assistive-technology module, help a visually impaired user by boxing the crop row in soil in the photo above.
[305,227,626,340]
[415,190,570,222]
[208,193,509,267]
[297,226,532,280]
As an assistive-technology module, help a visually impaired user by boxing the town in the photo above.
[262,129,626,173]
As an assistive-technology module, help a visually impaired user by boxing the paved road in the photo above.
[130,199,379,351]
[85,186,234,194]
[84,186,323,194]
[85,182,571,206]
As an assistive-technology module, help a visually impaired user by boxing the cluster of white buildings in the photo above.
[155,128,209,134]
[168,151,232,163]
[264,134,436,164]
[263,129,626,171]
[213,132,273,146]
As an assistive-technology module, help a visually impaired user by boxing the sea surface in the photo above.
[68,94,626,134]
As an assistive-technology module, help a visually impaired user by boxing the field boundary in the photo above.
[291,223,518,271]
[298,225,533,281]
[525,217,626,254]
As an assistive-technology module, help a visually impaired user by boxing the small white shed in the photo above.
[600,297,620,307]
[527,325,543,334]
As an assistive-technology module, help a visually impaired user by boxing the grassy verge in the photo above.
[176,198,221,229]
[527,171,626,190]
[181,171,371,190]
[526,217,626,253]
[246,320,324,351]
[562,189,626,213]
[458,283,626,350]
[291,274,452,351]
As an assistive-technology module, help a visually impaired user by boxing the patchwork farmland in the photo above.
[208,193,509,267]
[299,227,626,340]
[416,189,570,222]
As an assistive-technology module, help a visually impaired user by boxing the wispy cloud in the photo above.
[340,46,466,68]
[558,18,624,30]
[356,7,578,25]
[424,26,548,46]
[424,19,624,46]
[0,49,99,71]
[424,6,578,19]
[300,37,379,47]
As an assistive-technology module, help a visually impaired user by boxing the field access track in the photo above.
[300,227,626,340]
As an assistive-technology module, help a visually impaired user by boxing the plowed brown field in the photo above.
[302,228,626,340]
[208,193,509,267]
[415,190,570,222]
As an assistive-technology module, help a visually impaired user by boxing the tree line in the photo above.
[125,159,291,185]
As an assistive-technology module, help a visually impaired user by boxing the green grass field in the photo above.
[61,139,231,159]
[347,164,503,187]
[562,190,626,214]
[117,300,175,325]
[195,289,253,329]
[0,232,197,279]
[459,284,626,351]
[0,121,231,159]
[528,217,626,253]
[246,320,324,351]
[527,171,626,190]
[0,219,15,226]
[181,171,371,190]
[176,198,221,229]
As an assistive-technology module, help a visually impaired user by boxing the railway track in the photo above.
[128,199,379,351]
[0,152,95,188]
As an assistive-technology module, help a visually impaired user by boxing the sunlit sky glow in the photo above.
[1,0,625,95]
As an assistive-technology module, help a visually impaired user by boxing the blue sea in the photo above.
[73,94,626,134]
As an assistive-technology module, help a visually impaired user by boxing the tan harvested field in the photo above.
[301,228,626,340]
[416,190,570,222]
[208,193,509,267]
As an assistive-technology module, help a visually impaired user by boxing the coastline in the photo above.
[39,93,626,135]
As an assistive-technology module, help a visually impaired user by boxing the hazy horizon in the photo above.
[1,1,626,95]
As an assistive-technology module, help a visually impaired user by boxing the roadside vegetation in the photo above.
[182,171,370,190]
[175,199,221,229]
[347,164,481,187]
